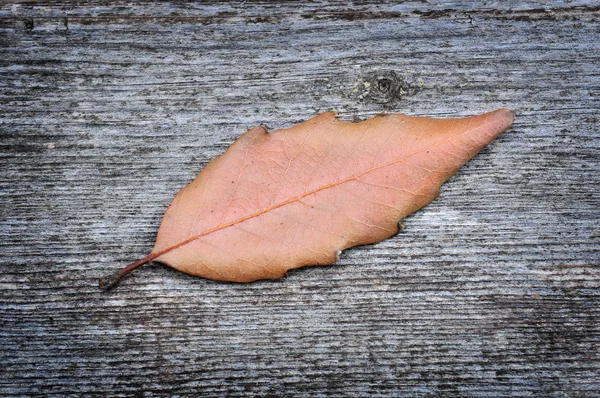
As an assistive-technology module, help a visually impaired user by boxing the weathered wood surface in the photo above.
[1,1,598,396]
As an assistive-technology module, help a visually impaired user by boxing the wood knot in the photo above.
[355,70,411,108]
[23,18,34,32]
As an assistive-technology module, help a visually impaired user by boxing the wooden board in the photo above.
[1,1,598,396]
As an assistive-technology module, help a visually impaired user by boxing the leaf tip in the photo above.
[493,107,516,129]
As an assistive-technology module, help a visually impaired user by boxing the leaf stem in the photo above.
[98,253,159,290]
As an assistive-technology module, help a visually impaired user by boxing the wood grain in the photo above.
[1,1,598,396]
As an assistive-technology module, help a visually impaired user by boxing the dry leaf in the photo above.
[100,108,514,289]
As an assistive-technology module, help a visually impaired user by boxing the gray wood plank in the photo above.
[1,1,598,396]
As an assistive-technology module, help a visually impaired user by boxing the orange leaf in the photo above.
[100,109,514,289]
